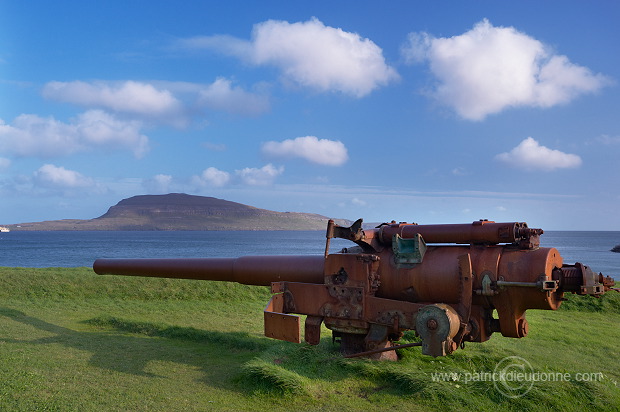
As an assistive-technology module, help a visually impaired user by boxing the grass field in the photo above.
[0,267,618,411]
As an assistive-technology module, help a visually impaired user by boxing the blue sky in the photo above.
[1,1,619,230]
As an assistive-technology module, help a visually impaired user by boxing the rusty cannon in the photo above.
[93,219,616,360]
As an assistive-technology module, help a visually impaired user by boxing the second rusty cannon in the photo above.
[94,219,615,359]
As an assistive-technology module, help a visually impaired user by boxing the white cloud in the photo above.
[199,77,270,116]
[183,18,398,97]
[43,79,270,124]
[0,110,149,158]
[34,164,95,188]
[43,80,183,118]
[193,167,231,188]
[75,110,149,156]
[402,19,611,120]
[261,136,348,166]
[144,174,173,194]
[495,137,582,171]
[235,163,284,185]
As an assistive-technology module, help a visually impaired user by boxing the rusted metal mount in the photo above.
[263,284,467,359]
[264,252,475,359]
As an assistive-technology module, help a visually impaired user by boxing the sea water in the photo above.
[0,230,618,275]
[0,231,351,268]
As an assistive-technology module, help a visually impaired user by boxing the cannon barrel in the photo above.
[93,255,325,286]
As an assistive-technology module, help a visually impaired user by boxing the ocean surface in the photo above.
[0,230,618,275]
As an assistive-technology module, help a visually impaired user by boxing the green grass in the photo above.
[0,267,619,411]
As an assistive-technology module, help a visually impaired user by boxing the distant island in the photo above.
[3,193,353,231]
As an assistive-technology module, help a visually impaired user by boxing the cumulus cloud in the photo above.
[33,164,95,188]
[43,79,270,124]
[495,137,582,171]
[235,163,284,185]
[144,174,173,193]
[182,18,398,97]
[0,110,149,158]
[402,19,611,120]
[261,136,348,166]
[199,77,270,116]
[43,80,183,121]
[192,167,231,188]
[192,164,286,187]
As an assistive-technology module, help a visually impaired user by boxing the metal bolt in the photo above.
[427,318,438,330]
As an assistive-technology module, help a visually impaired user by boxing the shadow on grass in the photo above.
[84,315,270,351]
[0,307,270,385]
[87,315,347,394]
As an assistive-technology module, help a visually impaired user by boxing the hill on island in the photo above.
[7,193,353,231]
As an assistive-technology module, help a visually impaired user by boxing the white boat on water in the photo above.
[0,226,9,232]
